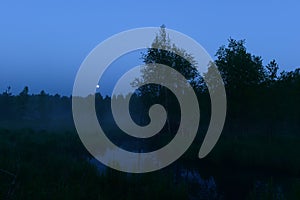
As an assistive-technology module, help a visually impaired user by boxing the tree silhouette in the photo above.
[266,59,279,84]
[0,86,13,120]
[215,38,266,97]
[132,25,199,135]
[38,90,48,120]
[133,25,199,97]
[17,86,29,119]
[214,39,269,136]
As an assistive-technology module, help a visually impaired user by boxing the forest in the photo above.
[1,28,300,199]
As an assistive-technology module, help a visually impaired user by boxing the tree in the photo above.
[277,68,300,131]
[17,86,30,119]
[132,25,200,135]
[215,38,266,96]
[214,39,268,135]
[133,25,199,97]
[266,59,279,83]
[19,86,29,97]
[38,90,48,120]
[3,86,12,96]
[0,86,13,120]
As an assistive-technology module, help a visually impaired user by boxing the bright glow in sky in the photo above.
[0,0,299,95]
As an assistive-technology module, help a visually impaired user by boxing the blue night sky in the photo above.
[1,0,300,96]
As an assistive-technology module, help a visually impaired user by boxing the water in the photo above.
[87,149,289,199]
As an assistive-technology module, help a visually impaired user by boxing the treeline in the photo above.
[0,38,299,137]
[0,88,73,130]
[211,39,300,137]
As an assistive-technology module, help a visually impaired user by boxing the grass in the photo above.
[1,128,300,199]
[0,128,188,200]
[204,134,300,176]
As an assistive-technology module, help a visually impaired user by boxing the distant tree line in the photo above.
[0,88,73,129]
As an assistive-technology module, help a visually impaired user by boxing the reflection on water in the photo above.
[88,154,222,199]
[87,150,288,199]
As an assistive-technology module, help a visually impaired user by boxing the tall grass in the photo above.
[1,128,300,199]
[0,129,188,200]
